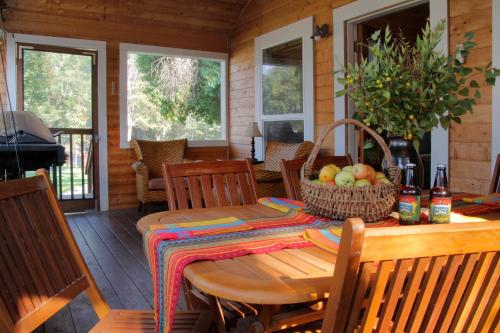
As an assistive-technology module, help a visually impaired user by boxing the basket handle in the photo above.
[303,118,395,178]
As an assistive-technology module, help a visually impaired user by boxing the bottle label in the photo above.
[399,195,421,223]
[430,197,452,223]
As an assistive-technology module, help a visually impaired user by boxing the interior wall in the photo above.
[3,4,229,209]
[229,0,494,193]
[228,0,353,159]
[448,0,493,194]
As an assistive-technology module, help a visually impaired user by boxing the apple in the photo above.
[319,165,339,182]
[375,171,386,179]
[324,179,336,186]
[335,170,355,186]
[374,177,391,185]
[312,179,322,184]
[366,165,376,183]
[352,163,371,180]
[342,165,353,173]
[354,179,372,187]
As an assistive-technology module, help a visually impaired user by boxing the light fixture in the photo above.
[245,122,262,162]
[311,24,329,41]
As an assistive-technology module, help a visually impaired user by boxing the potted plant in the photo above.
[336,20,499,187]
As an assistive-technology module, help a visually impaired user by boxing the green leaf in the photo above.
[475,90,481,99]
[469,80,479,88]
[458,88,469,96]
[464,31,475,40]
[440,117,450,129]
[335,89,347,97]
[382,90,391,100]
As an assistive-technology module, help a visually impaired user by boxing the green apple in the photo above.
[374,177,391,185]
[335,170,355,186]
[342,165,353,173]
[375,171,386,179]
[354,179,372,187]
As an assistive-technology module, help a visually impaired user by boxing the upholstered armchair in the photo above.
[130,138,187,214]
[254,141,314,198]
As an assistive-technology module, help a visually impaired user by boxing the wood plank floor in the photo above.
[35,208,187,333]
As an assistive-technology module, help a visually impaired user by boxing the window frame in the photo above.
[119,43,228,148]
[254,17,315,160]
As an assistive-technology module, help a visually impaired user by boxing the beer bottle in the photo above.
[429,164,452,224]
[399,163,421,225]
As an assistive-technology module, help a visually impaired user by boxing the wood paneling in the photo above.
[228,0,495,194]
[448,0,493,194]
[3,0,246,209]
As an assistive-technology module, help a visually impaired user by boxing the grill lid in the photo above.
[0,111,56,144]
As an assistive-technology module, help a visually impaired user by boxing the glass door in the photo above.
[18,43,98,211]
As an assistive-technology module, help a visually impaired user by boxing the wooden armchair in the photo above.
[130,138,187,214]
[313,219,500,332]
[280,154,352,201]
[254,141,314,198]
[0,170,210,333]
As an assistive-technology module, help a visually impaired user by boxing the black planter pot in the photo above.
[382,137,424,188]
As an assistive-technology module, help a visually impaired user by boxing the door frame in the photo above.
[332,0,448,188]
[7,34,109,210]
[493,0,500,174]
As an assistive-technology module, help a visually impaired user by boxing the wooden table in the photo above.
[137,204,500,332]
[138,205,336,305]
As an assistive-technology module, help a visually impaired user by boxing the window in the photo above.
[120,44,227,148]
[255,17,314,159]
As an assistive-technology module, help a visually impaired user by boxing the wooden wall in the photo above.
[4,1,232,209]
[228,0,351,159]
[448,0,493,193]
[228,0,495,193]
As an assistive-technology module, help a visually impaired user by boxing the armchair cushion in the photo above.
[130,138,186,178]
[148,178,165,191]
[263,141,314,172]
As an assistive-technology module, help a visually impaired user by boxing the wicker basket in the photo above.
[301,119,401,222]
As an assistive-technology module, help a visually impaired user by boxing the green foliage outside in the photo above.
[263,64,303,115]
[336,20,500,145]
[23,50,92,129]
[129,53,222,141]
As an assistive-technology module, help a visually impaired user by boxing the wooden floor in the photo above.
[35,208,187,333]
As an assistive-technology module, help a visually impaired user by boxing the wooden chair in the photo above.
[319,218,500,333]
[0,169,210,333]
[490,153,500,193]
[163,159,258,210]
[280,155,353,200]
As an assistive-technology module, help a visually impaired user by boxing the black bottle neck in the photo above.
[433,168,448,188]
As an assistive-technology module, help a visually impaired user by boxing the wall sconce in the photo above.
[311,24,329,40]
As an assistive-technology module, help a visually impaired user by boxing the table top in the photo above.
[137,203,499,305]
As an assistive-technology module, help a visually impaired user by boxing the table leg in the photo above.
[248,304,281,333]
[208,295,226,333]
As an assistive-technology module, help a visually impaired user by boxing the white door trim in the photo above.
[254,16,314,160]
[333,0,448,187]
[6,33,109,210]
[493,0,500,174]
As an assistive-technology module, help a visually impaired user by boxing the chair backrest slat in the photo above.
[163,160,258,211]
[322,219,500,333]
[0,170,110,332]
[490,153,500,193]
[280,155,353,200]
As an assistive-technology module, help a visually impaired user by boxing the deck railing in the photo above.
[51,127,94,201]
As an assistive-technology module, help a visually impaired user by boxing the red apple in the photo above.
[366,165,376,183]
[352,163,370,180]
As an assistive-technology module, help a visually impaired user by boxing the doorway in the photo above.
[17,43,99,211]
[333,0,448,189]
[353,3,432,188]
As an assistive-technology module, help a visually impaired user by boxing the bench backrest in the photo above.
[322,219,500,333]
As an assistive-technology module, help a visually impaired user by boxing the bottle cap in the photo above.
[437,164,447,169]
[405,163,416,168]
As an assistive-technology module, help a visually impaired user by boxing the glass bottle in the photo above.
[399,163,421,225]
[429,164,452,224]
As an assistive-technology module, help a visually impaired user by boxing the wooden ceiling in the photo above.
[4,0,251,34]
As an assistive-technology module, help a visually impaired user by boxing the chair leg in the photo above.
[138,202,143,212]
[142,203,148,216]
